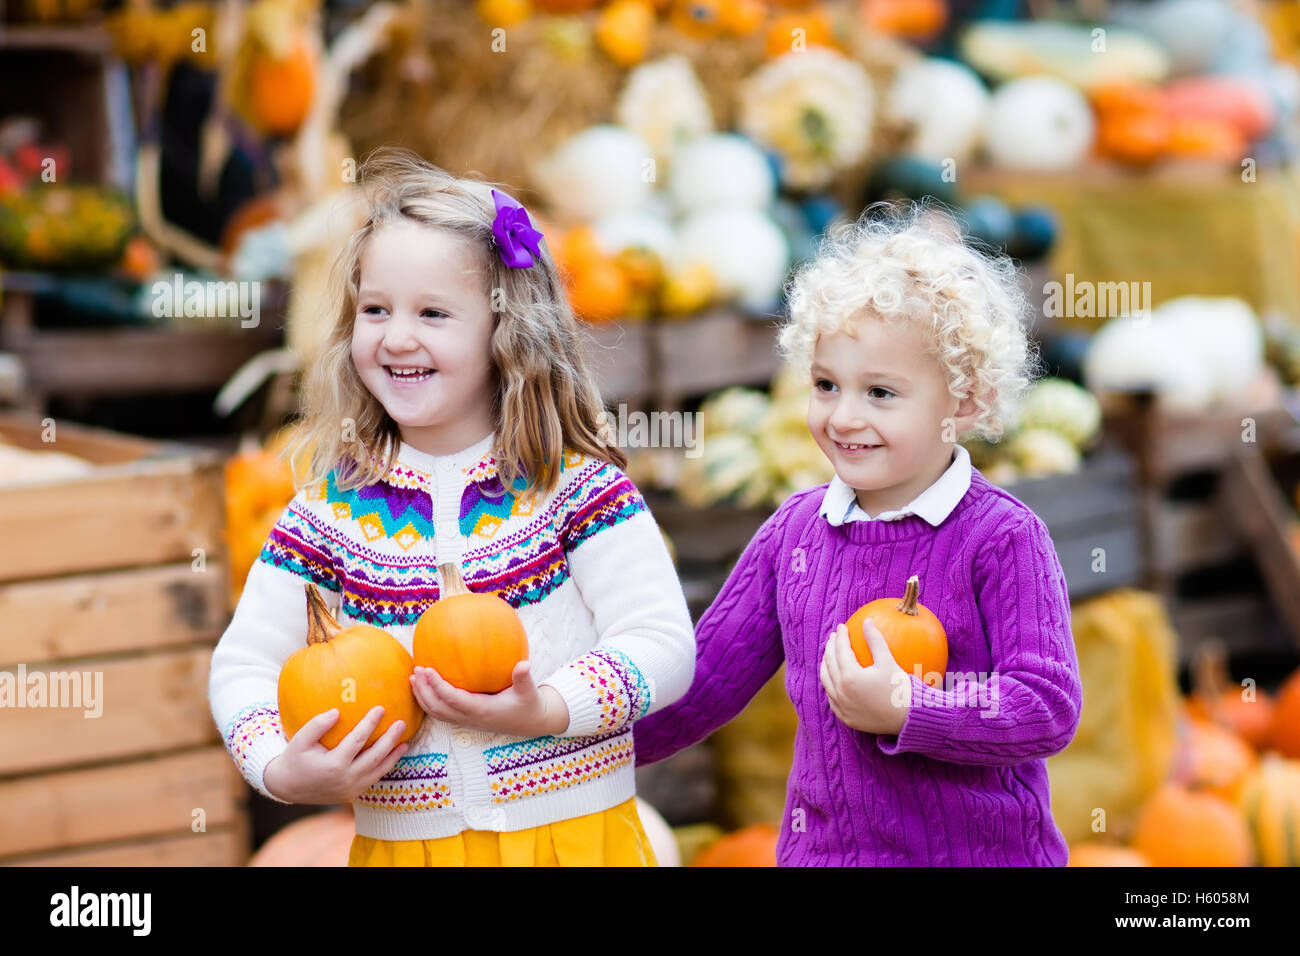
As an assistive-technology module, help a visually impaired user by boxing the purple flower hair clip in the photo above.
[490,188,545,269]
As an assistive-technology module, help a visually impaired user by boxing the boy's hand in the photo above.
[410,662,570,738]
[820,618,912,735]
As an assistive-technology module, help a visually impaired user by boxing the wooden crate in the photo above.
[0,412,247,865]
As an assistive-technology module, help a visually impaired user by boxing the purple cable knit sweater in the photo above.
[634,469,1083,866]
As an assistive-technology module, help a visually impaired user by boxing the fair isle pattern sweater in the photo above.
[633,470,1083,866]
[209,432,695,840]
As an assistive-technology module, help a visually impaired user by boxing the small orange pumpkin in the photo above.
[1177,717,1257,804]
[845,574,948,687]
[1132,782,1253,867]
[278,583,423,750]
[1272,668,1300,759]
[691,824,779,866]
[248,807,356,866]
[1066,843,1151,867]
[413,563,529,693]
[248,36,317,136]
[1185,641,1276,751]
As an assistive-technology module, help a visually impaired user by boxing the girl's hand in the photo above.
[410,662,570,738]
[820,618,913,735]
[263,706,409,805]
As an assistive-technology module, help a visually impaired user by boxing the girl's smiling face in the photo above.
[808,315,978,517]
[350,220,497,456]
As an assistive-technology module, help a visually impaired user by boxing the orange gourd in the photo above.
[248,36,316,136]
[764,6,835,58]
[1272,668,1300,759]
[845,574,948,687]
[691,824,779,866]
[1132,783,1253,867]
[1066,844,1151,867]
[1177,717,1257,804]
[248,807,356,866]
[413,563,529,693]
[1185,641,1275,751]
[278,583,423,750]
[860,0,946,38]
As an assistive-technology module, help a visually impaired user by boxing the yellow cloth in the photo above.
[347,797,657,867]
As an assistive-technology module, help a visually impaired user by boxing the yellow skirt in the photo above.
[347,797,658,867]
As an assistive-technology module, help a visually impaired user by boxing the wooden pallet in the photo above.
[0,412,248,865]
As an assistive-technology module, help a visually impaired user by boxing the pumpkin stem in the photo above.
[439,562,469,598]
[895,575,921,616]
[304,582,342,645]
[1192,639,1230,702]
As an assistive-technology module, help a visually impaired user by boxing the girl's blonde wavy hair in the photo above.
[777,200,1039,440]
[284,146,626,500]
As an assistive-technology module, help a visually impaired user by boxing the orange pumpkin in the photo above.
[248,36,317,136]
[764,6,835,58]
[596,0,656,67]
[860,0,946,38]
[1165,116,1247,164]
[1185,641,1276,751]
[1132,783,1253,867]
[1272,668,1300,759]
[413,562,529,693]
[845,574,948,687]
[248,807,356,866]
[691,824,779,866]
[1177,717,1257,804]
[1067,844,1151,867]
[565,256,631,323]
[278,583,423,750]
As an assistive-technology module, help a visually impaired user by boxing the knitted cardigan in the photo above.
[209,432,696,840]
[634,469,1084,866]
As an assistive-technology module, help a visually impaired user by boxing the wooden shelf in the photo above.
[0,24,112,55]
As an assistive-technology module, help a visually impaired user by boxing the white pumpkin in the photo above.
[668,133,776,213]
[674,207,790,312]
[634,798,681,867]
[1109,0,1235,77]
[1151,296,1263,405]
[593,211,677,263]
[888,58,990,164]
[531,125,655,225]
[1083,314,1214,413]
[984,77,1095,171]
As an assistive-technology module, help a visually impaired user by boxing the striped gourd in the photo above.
[1237,754,1300,867]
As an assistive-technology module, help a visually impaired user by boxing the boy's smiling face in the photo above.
[808,314,978,517]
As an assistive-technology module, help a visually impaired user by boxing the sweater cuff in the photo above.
[223,703,293,804]
[542,648,654,738]
[876,673,964,757]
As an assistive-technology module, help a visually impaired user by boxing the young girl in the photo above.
[209,148,695,867]
[634,204,1083,866]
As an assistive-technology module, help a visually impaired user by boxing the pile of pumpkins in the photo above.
[223,424,305,612]
[1070,647,1300,867]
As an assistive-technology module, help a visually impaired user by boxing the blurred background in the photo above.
[2,0,1300,868]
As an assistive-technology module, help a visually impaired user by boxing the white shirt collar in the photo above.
[395,431,496,474]
[818,443,972,527]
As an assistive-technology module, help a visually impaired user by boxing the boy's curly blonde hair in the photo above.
[777,201,1038,440]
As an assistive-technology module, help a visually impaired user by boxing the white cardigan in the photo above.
[208,431,695,840]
